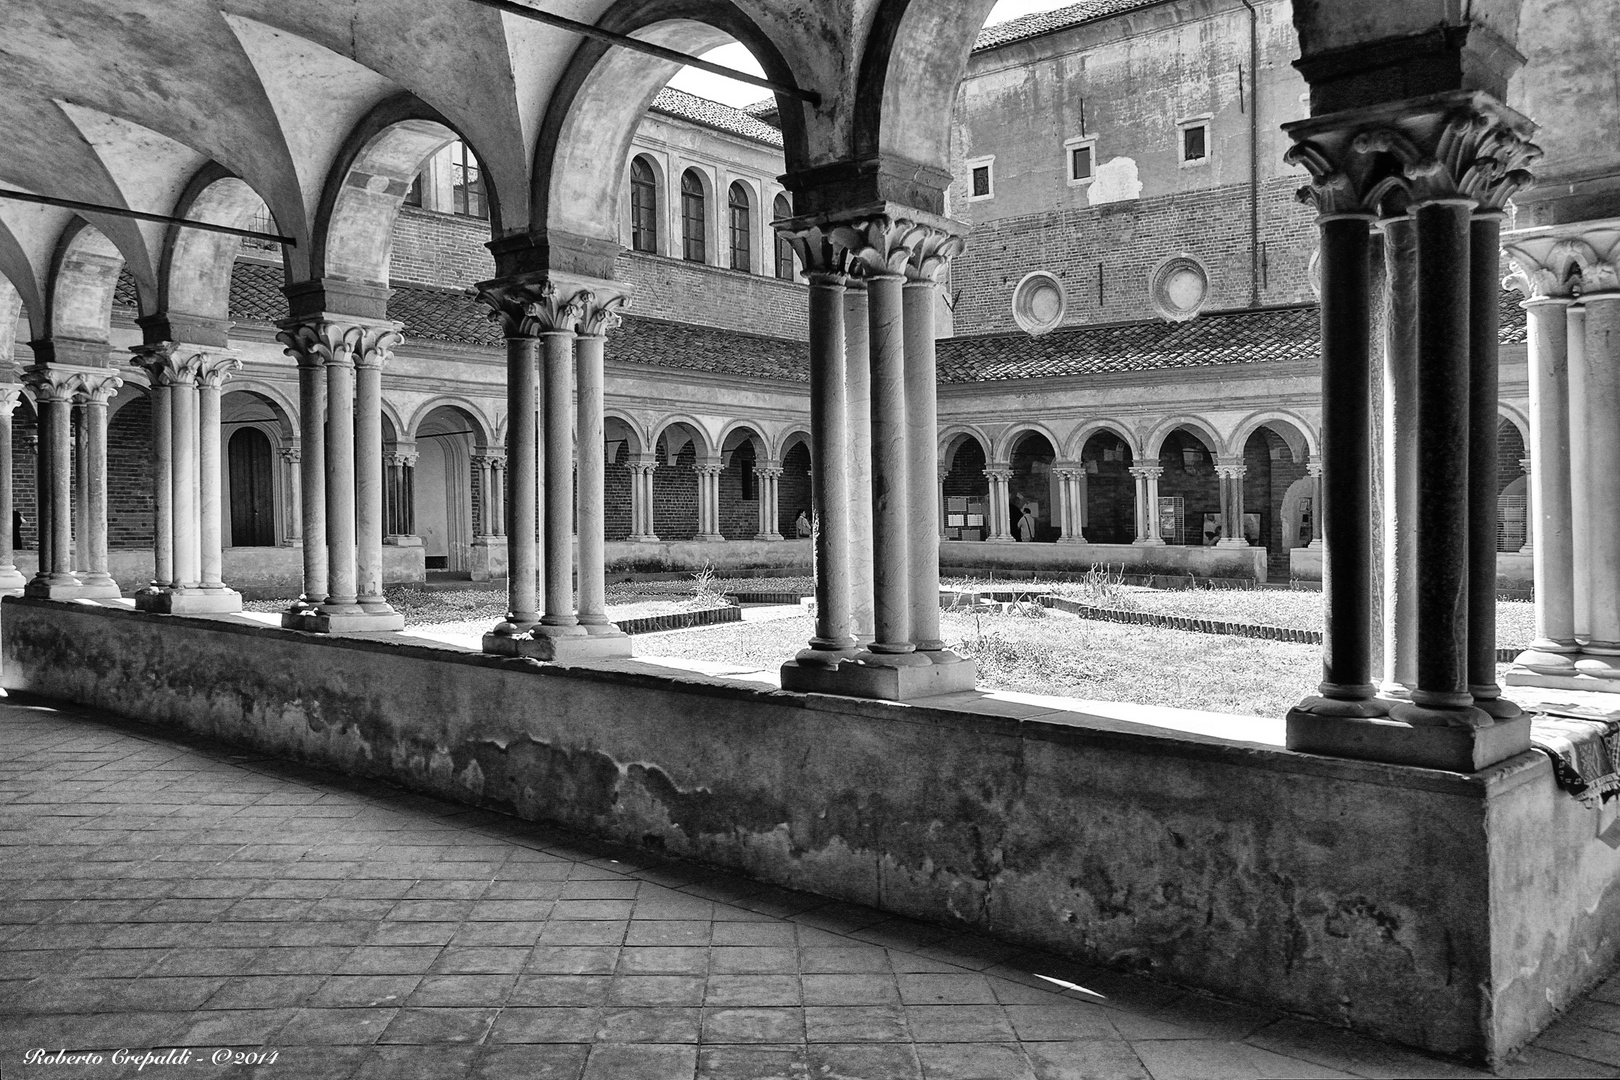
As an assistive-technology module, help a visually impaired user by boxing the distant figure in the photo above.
[794,510,811,538]
[1017,506,1037,543]
[12,510,23,551]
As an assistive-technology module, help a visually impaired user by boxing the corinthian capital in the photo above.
[130,342,210,386]
[1503,220,1620,299]
[476,279,583,338]
[23,364,107,404]
[780,225,856,282]
[276,321,402,370]
[831,216,930,278]
[0,386,19,417]
[577,291,630,337]
[77,371,124,405]
[197,354,243,389]
[905,227,967,284]
[1284,91,1539,217]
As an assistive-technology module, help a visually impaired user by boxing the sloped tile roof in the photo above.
[974,0,1165,51]
[649,88,783,147]
[937,304,1320,382]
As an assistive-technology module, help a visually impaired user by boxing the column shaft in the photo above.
[74,408,88,573]
[322,356,359,612]
[844,284,874,641]
[505,337,540,627]
[1381,216,1420,691]
[540,331,577,628]
[1145,469,1164,543]
[1568,304,1591,641]
[171,376,200,589]
[0,400,18,586]
[902,277,942,651]
[1584,295,1620,655]
[197,378,224,589]
[1518,300,1576,662]
[296,361,327,605]
[355,358,386,608]
[801,273,856,658]
[284,449,302,548]
[36,399,50,577]
[83,396,112,587]
[576,333,610,629]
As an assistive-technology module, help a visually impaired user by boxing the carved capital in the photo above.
[1519,456,1532,475]
[0,386,20,418]
[577,291,629,337]
[693,462,725,478]
[780,225,856,282]
[1128,465,1165,481]
[24,364,102,405]
[1503,220,1620,299]
[77,371,124,405]
[196,354,242,390]
[1284,91,1539,218]
[904,226,967,284]
[130,342,209,386]
[279,446,301,465]
[385,452,419,469]
[1307,461,1324,478]
[1215,459,1247,481]
[477,279,583,338]
[753,465,784,480]
[831,215,929,278]
[982,466,1013,482]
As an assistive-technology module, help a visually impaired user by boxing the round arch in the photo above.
[218,378,299,439]
[1229,410,1318,464]
[774,426,812,462]
[405,396,494,448]
[718,419,767,457]
[993,421,1063,464]
[161,164,271,328]
[313,94,479,287]
[649,414,716,461]
[938,425,991,464]
[1498,401,1530,446]
[1145,416,1223,460]
[1064,419,1142,461]
[531,1,811,259]
[47,219,125,345]
[604,409,648,456]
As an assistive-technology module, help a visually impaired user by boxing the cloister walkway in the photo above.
[1,697,1615,1080]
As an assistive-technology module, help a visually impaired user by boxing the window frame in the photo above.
[772,193,796,281]
[1063,137,1097,186]
[965,155,995,201]
[450,140,488,220]
[727,180,752,273]
[629,155,659,255]
[680,168,707,264]
[1178,116,1212,168]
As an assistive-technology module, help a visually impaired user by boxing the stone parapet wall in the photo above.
[942,538,1269,582]
[5,598,1614,1064]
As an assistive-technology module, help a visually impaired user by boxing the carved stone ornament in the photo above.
[1502,220,1620,300]
[1011,271,1067,337]
[577,291,630,337]
[1283,91,1540,218]
[1148,255,1210,323]
[275,321,401,369]
[130,342,209,386]
[477,279,583,338]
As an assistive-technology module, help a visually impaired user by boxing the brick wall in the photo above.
[949,177,1315,335]
[719,443,759,540]
[652,442,699,539]
[1080,432,1134,544]
[606,443,633,541]
[778,444,811,537]
[386,207,807,341]
[109,397,153,549]
[1155,432,1220,545]
[12,407,36,552]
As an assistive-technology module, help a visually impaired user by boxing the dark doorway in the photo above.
[228,427,276,546]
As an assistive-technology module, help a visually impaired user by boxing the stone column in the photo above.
[76,373,123,598]
[1215,459,1248,547]
[1518,457,1533,555]
[786,236,857,668]
[487,457,503,536]
[538,323,582,636]
[384,452,407,537]
[983,466,1013,542]
[862,265,916,660]
[473,454,494,535]
[171,361,201,593]
[627,458,658,541]
[73,406,87,575]
[843,280,874,641]
[694,462,725,542]
[1379,215,1419,693]
[143,362,175,584]
[1129,466,1150,543]
[1579,290,1620,675]
[1568,302,1591,643]
[1143,466,1166,544]
[479,286,546,642]
[281,446,302,546]
[195,356,241,605]
[27,371,79,597]
[575,293,628,641]
[1307,460,1324,547]
[754,464,783,540]
[1465,211,1519,718]
[937,465,949,542]
[903,229,962,657]
[1053,468,1075,542]
[0,389,24,593]
[275,321,402,631]
[353,334,400,620]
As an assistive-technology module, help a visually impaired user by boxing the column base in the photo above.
[1506,652,1620,693]
[1133,538,1166,547]
[482,630,632,662]
[24,576,85,600]
[1286,710,1532,772]
[1057,535,1085,545]
[282,608,405,633]
[1214,538,1250,549]
[137,588,242,615]
[0,565,27,594]
[779,656,978,702]
[754,532,784,542]
[384,534,423,547]
[74,574,123,600]
[1510,642,1581,675]
[695,533,726,543]
[626,534,659,543]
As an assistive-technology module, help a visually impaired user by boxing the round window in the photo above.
[1011,271,1066,336]
[1148,255,1210,322]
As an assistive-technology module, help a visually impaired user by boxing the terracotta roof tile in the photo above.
[974,0,1166,51]
[649,88,783,146]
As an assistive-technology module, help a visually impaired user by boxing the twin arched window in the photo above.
[773,193,794,280]
[681,169,706,263]
[630,156,658,254]
[728,182,751,272]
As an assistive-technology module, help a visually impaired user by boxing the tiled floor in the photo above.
[2,697,1617,1080]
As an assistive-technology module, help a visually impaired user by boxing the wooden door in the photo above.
[228,428,276,546]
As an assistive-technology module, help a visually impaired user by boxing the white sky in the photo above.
[665,0,1079,108]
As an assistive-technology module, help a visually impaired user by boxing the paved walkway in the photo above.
[2,697,1617,1080]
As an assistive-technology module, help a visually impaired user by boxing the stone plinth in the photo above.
[483,630,633,662]
[1286,711,1533,772]
[779,656,978,702]
[282,608,406,633]
[136,588,242,615]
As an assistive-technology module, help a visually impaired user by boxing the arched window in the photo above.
[450,141,487,220]
[773,193,795,280]
[630,156,658,254]
[681,170,706,263]
[728,182,751,272]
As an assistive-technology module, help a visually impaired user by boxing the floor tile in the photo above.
[915,1041,1037,1080]
[378,1006,500,1044]
[701,1006,806,1044]
[580,1042,697,1080]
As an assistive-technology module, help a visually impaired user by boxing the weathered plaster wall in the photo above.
[7,599,1616,1063]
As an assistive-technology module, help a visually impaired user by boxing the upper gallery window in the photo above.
[681,169,706,263]
[966,156,994,201]
[1064,137,1096,185]
[451,141,488,219]
[773,193,795,280]
[630,155,658,254]
[1179,118,1211,166]
[728,181,752,272]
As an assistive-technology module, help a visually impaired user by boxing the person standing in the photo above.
[1017,505,1037,543]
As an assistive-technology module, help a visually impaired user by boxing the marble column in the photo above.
[575,294,628,640]
[353,336,399,619]
[0,389,24,593]
[539,326,582,635]
[1129,465,1150,543]
[937,466,949,542]
[1379,214,1419,694]
[480,287,546,641]
[196,356,241,605]
[143,362,175,584]
[861,267,918,660]
[25,370,79,597]
[77,373,123,598]
[73,406,88,575]
[487,457,503,536]
[627,458,658,542]
[903,230,961,656]
[1518,457,1533,555]
[1141,466,1166,544]
[754,464,783,540]
[473,454,494,535]
[288,341,327,611]
[1568,302,1591,643]
[1215,460,1248,547]
[694,462,725,542]
[171,362,201,593]
[1054,468,1076,542]
[843,280,874,642]
[1579,290,1620,675]
[281,446,302,546]
[984,467,1013,542]
[384,452,411,537]
[1307,460,1324,547]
